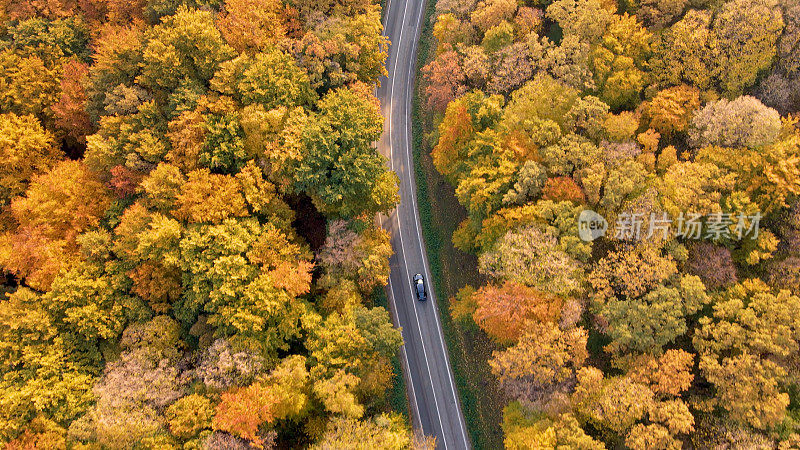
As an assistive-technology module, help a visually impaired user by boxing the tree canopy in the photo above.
[0,0,412,447]
[421,0,800,444]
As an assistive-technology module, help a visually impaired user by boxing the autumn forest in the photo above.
[421,0,800,447]
[0,0,418,447]
[2,0,800,447]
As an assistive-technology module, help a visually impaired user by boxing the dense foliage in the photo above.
[0,0,421,448]
[425,0,800,447]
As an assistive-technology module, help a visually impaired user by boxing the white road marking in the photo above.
[381,0,471,447]
[386,0,449,448]
[382,0,393,28]
[401,1,471,446]
[384,272,423,429]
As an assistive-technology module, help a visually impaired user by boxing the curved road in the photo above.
[378,0,471,448]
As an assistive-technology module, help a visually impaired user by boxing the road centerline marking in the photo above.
[385,0,449,447]
[397,0,471,447]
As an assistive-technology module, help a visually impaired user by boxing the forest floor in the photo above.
[410,1,506,447]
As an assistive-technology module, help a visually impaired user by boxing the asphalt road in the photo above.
[377,0,471,448]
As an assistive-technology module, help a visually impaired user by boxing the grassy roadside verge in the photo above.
[410,1,505,448]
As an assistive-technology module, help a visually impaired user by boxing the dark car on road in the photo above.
[413,274,427,301]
